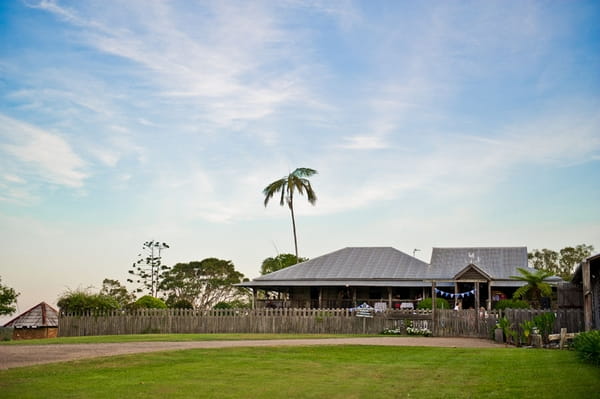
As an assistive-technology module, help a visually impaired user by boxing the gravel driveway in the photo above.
[0,337,503,370]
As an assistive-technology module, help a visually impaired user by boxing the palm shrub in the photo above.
[519,320,535,346]
[572,330,600,366]
[496,316,517,345]
[417,297,449,310]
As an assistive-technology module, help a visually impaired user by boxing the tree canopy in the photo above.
[528,244,594,280]
[0,277,19,316]
[260,253,308,275]
[159,258,247,309]
[263,167,317,261]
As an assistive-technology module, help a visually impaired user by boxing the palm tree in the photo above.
[263,168,317,262]
[510,267,553,308]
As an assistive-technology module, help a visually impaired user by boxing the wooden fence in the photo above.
[58,308,584,338]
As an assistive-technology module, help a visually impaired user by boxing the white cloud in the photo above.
[339,135,388,150]
[0,114,87,187]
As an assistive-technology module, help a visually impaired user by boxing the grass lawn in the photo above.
[1,345,598,398]
[0,333,363,345]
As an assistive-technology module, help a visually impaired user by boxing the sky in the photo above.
[1,0,599,320]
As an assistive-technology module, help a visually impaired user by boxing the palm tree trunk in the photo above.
[288,196,299,262]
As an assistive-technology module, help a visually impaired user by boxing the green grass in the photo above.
[1,346,598,398]
[0,333,364,345]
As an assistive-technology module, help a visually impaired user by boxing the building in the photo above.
[572,253,600,331]
[3,302,59,340]
[240,246,533,310]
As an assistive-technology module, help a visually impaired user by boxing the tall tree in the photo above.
[127,240,170,297]
[260,253,308,275]
[0,277,19,316]
[528,244,594,280]
[510,268,554,308]
[159,258,247,309]
[263,168,318,261]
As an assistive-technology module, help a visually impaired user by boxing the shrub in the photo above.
[57,289,120,314]
[133,295,167,309]
[533,312,556,344]
[493,299,530,310]
[417,297,449,310]
[213,300,251,309]
[496,316,517,344]
[169,299,194,309]
[573,330,600,367]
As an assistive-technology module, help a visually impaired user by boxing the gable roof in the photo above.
[454,263,493,281]
[430,247,529,283]
[3,302,58,328]
[245,247,432,287]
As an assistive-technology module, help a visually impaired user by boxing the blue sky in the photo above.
[1,0,599,317]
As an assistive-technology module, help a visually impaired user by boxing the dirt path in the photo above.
[0,337,504,370]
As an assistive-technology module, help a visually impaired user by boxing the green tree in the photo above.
[260,253,308,275]
[0,277,19,316]
[528,244,594,281]
[510,268,554,308]
[57,288,120,314]
[263,168,318,262]
[100,278,136,308]
[159,258,247,309]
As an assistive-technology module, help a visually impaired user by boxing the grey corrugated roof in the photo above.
[243,280,454,288]
[252,247,431,282]
[429,247,529,279]
[3,302,58,328]
[240,246,530,288]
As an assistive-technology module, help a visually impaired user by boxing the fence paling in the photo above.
[57,308,584,338]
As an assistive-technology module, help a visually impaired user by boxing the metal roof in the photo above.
[3,302,58,328]
[429,247,529,280]
[251,247,432,281]
[239,246,530,289]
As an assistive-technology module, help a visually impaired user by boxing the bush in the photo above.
[169,299,194,309]
[213,300,251,309]
[133,295,167,309]
[573,330,600,367]
[533,312,556,344]
[417,297,449,310]
[493,299,530,310]
[57,289,121,314]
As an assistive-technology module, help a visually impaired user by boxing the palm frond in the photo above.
[292,168,317,178]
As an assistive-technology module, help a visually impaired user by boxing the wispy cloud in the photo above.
[32,1,316,132]
[0,114,87,188]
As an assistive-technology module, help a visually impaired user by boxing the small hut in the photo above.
[3,302,58,340]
